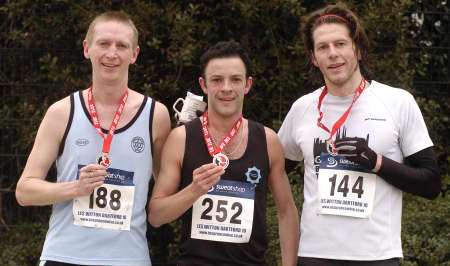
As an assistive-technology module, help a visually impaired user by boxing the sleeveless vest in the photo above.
[178,118,270,265]
[40,91,154,266]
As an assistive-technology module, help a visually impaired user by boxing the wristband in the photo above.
[372,154,382,173]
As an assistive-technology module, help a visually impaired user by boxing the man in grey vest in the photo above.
[16,11,171,266]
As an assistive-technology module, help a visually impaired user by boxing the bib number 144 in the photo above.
[329,174,364,198]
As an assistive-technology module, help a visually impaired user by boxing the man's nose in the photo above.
[328,45,339,58]
[106,46,118,58]
[221,80,233,91]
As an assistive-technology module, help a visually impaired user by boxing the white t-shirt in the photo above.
[278,80,433,260]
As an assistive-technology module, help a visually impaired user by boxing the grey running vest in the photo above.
[40,91,154,266]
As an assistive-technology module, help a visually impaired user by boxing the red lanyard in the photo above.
[317,79,366,150]
[201,111,243,156]
[87,87,128,166]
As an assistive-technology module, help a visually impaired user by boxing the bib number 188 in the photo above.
[89,187,121,210]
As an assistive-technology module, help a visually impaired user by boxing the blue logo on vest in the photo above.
[245,166,262,184]
[131,136,145,153]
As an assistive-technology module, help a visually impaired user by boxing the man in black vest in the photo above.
[149,41,299,265]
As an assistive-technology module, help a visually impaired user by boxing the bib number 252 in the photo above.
[200,198,242,224]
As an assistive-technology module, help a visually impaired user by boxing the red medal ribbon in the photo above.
[201,111,243,156]
[317,79,366,150]
[87,86,129,163]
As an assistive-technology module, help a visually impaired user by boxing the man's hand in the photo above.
[76,164,107,197]
[191,163,224,195]
[334,137,377,170]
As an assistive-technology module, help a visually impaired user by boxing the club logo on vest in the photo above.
[325,156,338,168]
[245,166,262,184]
[131,136,145,153]
[75,138,89,146]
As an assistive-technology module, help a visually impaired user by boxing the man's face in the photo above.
[311,23,361,88]
[199,57,252,119]
[83,21,139,84]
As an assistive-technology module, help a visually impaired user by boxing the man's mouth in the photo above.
[328,63,345,69]
[102,63,119,68]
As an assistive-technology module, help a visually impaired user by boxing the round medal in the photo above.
[326,140,337,156]
[212,152,229,169]
[98,155,111,168]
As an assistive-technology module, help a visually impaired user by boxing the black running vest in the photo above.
[178,118,270,265]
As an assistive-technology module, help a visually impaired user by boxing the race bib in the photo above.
[318,154,376,218]
[191,179,255,243]
[73,166,135,230]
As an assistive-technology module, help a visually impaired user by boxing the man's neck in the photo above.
[207,111,243,134]
[326,72,363,97]
[91,79,128,106]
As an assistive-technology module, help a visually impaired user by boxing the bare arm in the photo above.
[151,101,171,180]
[15,97,106,206]
[266,128,299,266]
[148,126,224,227]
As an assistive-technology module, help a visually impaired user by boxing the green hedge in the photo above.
[1,1,448,265]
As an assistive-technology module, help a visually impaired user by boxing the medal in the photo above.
[201,111,243,170]
[317,78,366,156]
[97,153,111,167]
[212,152,229,169]
[326,140,337,156]
[87,86,128,168]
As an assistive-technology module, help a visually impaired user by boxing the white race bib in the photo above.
[191,179,255,243]
[318,154,376,218]
[73,166,135,230]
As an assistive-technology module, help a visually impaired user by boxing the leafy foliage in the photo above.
[0,223,47,266]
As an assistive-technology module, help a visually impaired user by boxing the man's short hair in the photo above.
[302,3,370,80]
[85,11,139,49]
[200,41,252,78]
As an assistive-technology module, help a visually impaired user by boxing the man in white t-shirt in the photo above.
[278,3,441,266]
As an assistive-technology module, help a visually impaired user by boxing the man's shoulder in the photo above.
[281,89,320,122]
[290,88,321,109]
[369,80,414,98]
[47,95,72,116]
[132,90,169,122]
[368,80,417,108]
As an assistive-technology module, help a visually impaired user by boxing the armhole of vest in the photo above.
[181,120,193,175]
[253,121,270,171]
[58,93,75,156]
[149,98,156,158]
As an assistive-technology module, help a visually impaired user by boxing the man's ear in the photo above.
[311,51,319,67]
[83,40,90,59]
[244,77,253,95]
[199,77,208,94]
[130,46,140,64]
